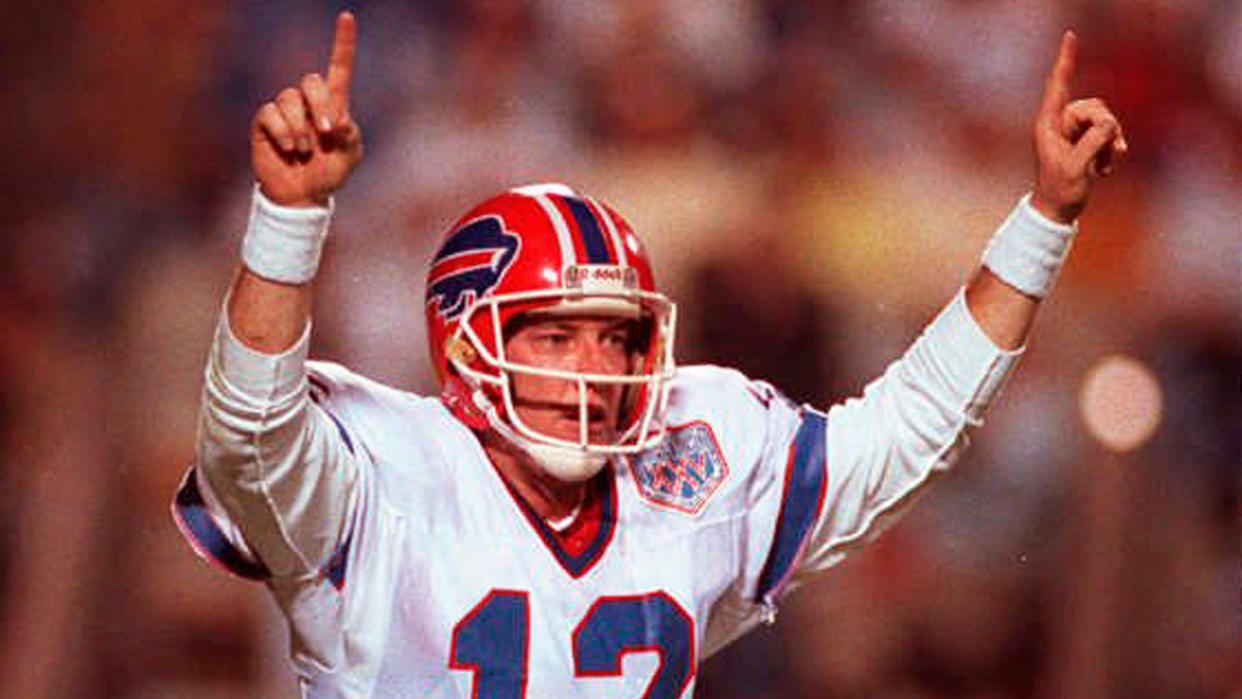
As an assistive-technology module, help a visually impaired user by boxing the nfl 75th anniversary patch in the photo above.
[627,421,728,514]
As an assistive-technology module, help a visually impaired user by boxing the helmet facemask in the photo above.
[446,281,677,482]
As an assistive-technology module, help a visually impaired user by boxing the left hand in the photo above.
[1030,31,1127,224]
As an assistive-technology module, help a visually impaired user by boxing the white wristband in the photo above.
[981,193,1077,299]
[241,185,334,284]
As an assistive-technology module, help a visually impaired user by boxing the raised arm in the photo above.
[229,11,362,352]
[964,30,1126,350]
[788,31,1125,588]
[187,13,366,581]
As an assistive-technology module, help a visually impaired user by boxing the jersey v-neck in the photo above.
[495,464,617,579]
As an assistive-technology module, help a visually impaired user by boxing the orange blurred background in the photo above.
[1,1,1238,697]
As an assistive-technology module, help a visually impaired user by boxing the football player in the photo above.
[174,11,1125,698]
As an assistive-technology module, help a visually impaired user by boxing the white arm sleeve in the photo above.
[702,290,1022,653]
[742,288,1023,616]
[192,307,360,580]
[798,289,1021,580]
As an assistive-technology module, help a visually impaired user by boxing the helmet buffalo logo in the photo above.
[426,216,521,319]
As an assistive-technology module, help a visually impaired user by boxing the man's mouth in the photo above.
[515,399,611,430]
[556,404,608,428]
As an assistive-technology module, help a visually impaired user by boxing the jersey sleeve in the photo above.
[175,307,363,582]
[743,288,1022,610]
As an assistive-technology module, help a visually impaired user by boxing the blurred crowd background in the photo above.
[2,0,1239,697]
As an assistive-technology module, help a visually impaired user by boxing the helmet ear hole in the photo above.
[444,335,478,368]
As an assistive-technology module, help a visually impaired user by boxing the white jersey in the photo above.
[175,290,1019,698]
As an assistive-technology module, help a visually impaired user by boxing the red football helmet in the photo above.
[425,183,677,481]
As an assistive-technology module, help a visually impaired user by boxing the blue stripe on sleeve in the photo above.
[323,409,356,455]
[324,538,350,590]
[173,470,270,581]
[561,196,611,263]
[754,410,828,601]
[307,381,356,456]
[174,469,352,589]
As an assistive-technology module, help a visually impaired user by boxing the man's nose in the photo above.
[573,338,607,373]
[573,336,620,375]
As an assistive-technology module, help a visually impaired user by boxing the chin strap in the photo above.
[520,441,609,483]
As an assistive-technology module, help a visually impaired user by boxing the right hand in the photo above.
[251,12,362,207]
[1029,31,1127,224]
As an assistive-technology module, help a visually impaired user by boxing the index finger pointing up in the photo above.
[327,11,356,114]
[1039,30,1077,120]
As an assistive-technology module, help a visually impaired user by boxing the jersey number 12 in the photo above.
[450,589,694,698]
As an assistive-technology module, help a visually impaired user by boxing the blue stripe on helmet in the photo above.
[561,196,611,263]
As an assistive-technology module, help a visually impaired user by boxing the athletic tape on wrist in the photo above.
[241,185,334,284]
[981,193,1077,299]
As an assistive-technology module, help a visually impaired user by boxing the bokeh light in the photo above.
[1078,354,1163,453]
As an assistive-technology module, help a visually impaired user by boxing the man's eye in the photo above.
[603,332,629,348]
[536,332,572,347]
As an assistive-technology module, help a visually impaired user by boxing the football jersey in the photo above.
[175,289,1020,698]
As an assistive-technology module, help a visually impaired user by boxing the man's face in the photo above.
[503,315,635,445]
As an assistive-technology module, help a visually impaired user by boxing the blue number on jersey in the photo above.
[450,590,694,698]
[574,593,694,698]
[449,590,529,698]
